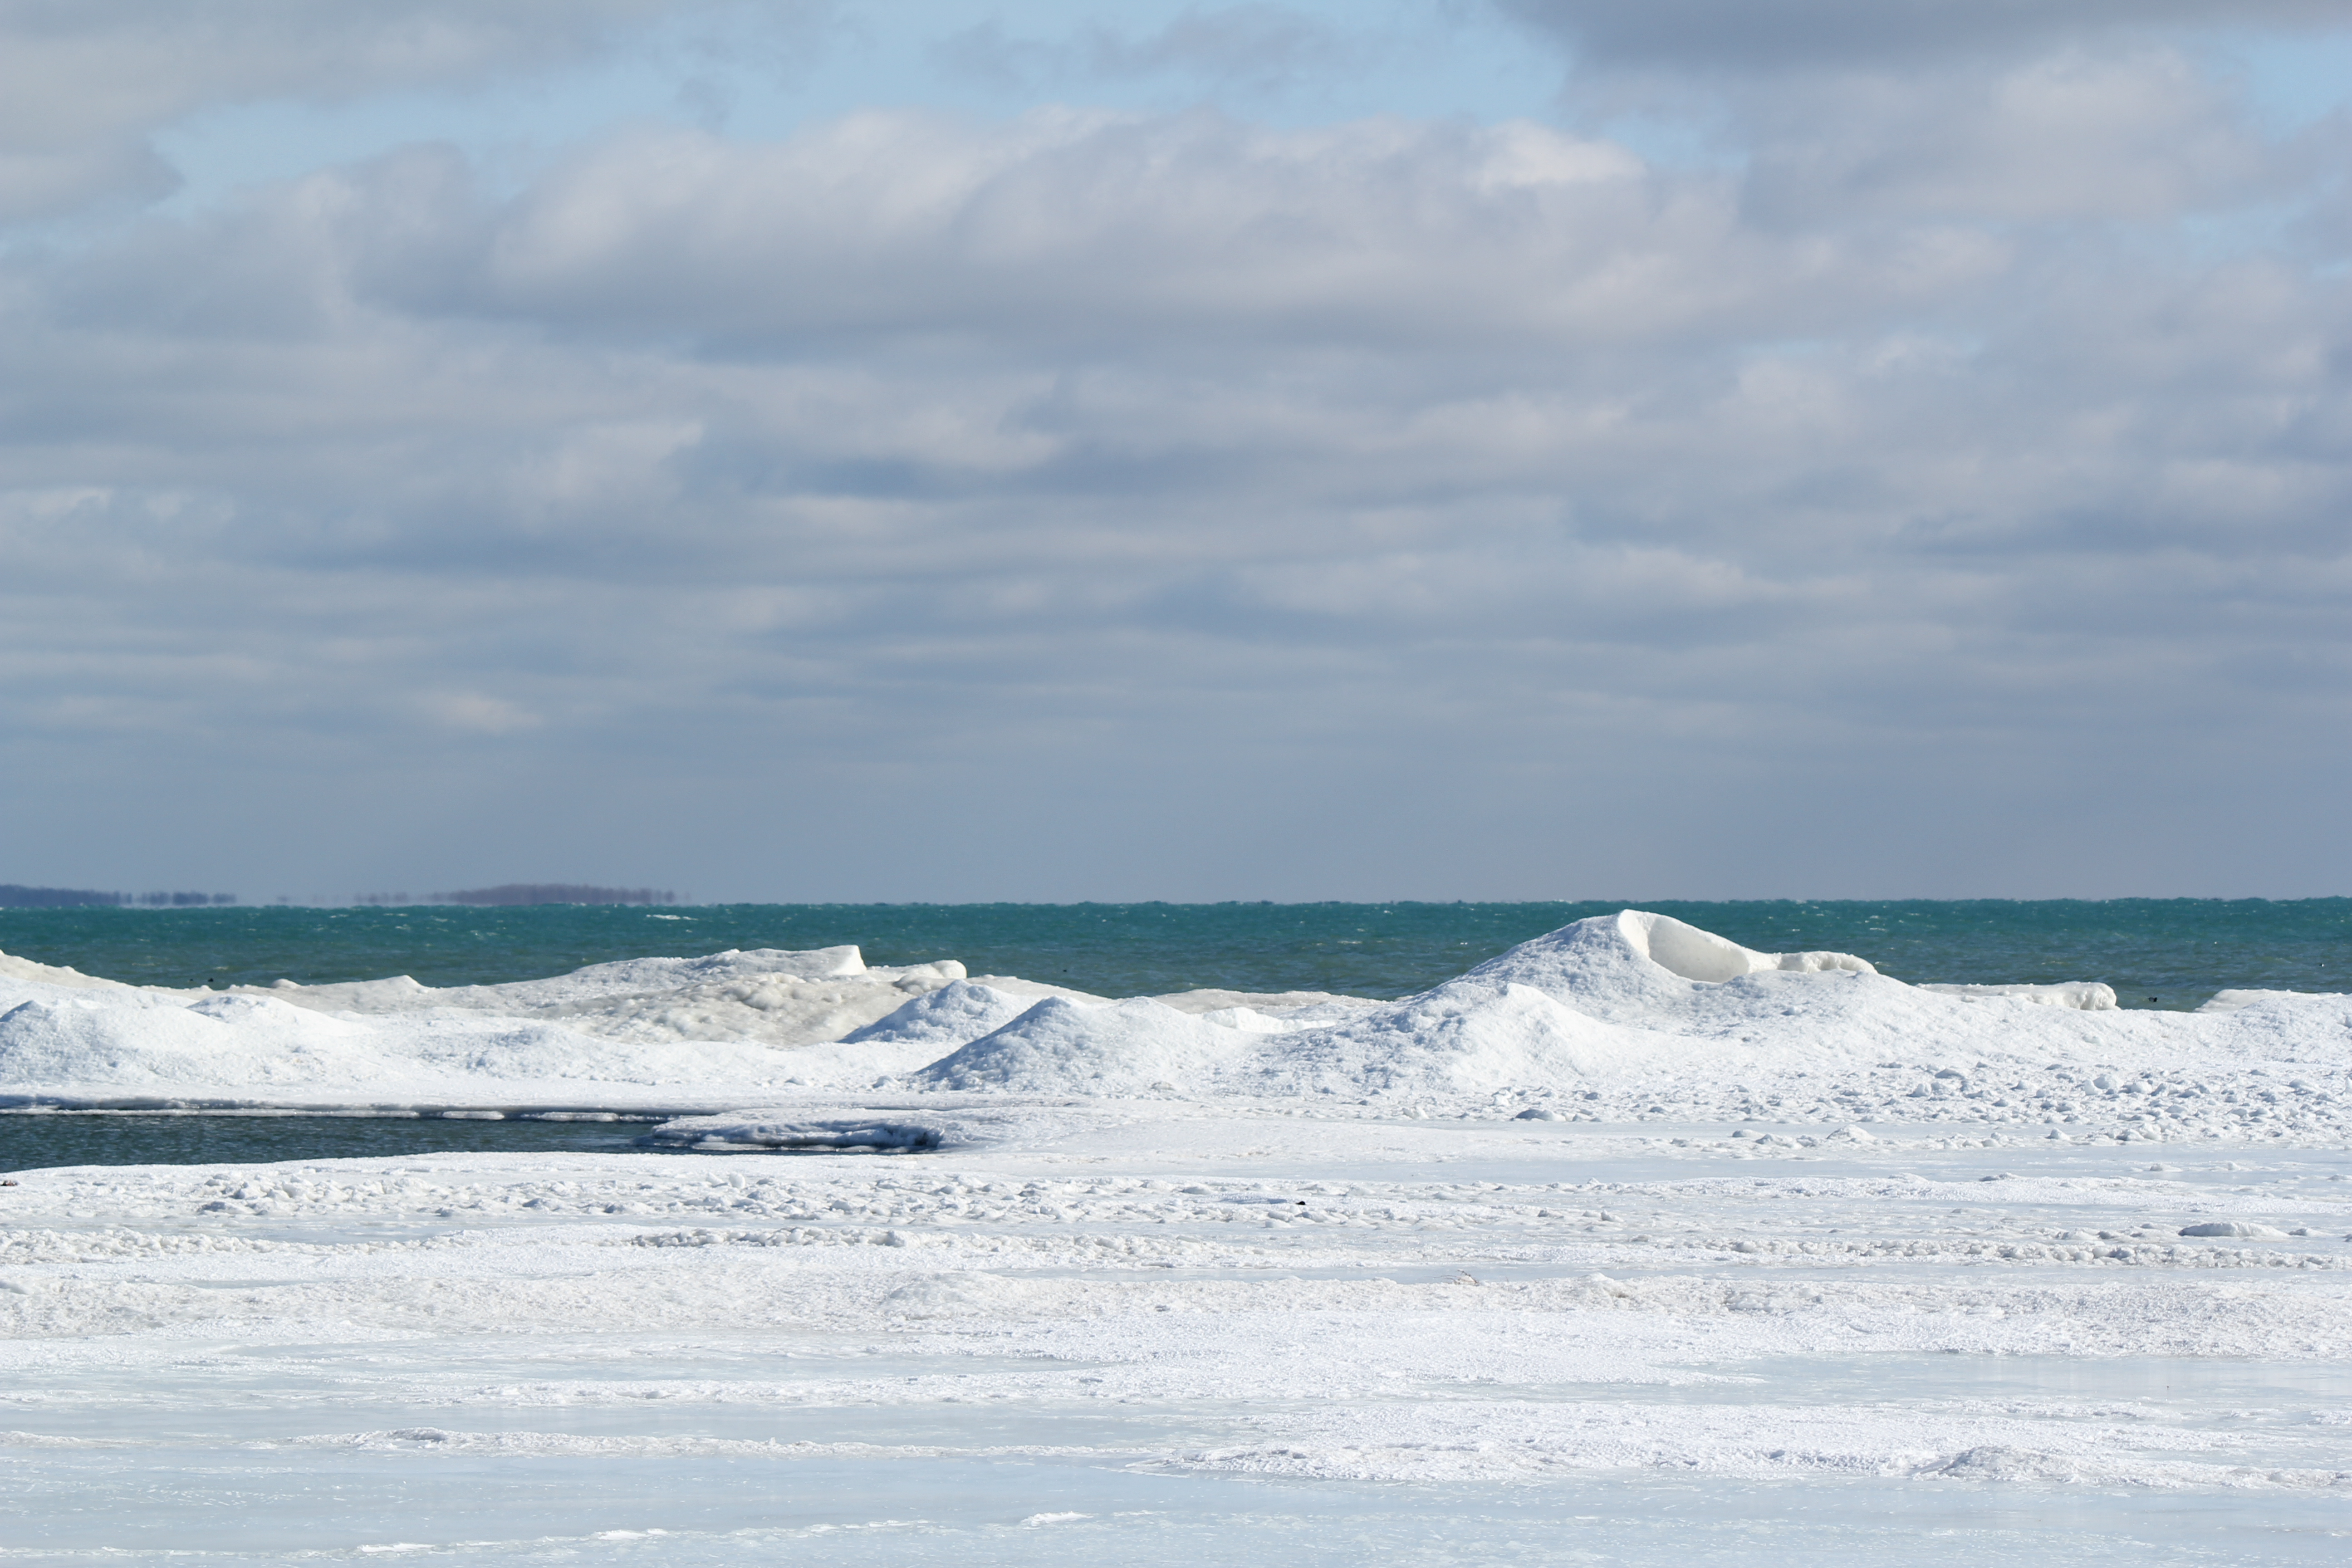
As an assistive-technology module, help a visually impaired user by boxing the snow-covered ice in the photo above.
[4,909,2345,1131]
[2,911,2348,1562]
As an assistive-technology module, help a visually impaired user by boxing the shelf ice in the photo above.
[1,911,2343,1141]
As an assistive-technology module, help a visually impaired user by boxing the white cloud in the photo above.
[0,6,2347,896]
[1498,0,2352,70]
[1738,47,2275,223]
[418,112,1988,355]
[417,691,545,734]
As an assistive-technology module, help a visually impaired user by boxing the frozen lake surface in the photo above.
[5,1120,2348,1564]
[2,911,2347,1561]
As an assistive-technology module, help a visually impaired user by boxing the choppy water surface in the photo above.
[4,898,2346,1004]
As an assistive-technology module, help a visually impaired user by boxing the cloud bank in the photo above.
[1,2,2347,899]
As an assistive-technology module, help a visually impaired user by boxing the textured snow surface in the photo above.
[4,1108,2351,1563]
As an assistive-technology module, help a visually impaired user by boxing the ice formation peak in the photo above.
[1612,911,1876,983]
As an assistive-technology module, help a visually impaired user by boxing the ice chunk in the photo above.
[2176,1221,2287,1239]
[635,1115,944,1152]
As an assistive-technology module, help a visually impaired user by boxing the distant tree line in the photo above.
[354,885,678,907]
[0,886,235,907]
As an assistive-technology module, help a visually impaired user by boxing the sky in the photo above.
[2,0,2348,904]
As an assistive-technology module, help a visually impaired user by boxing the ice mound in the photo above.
[864,913,1896,1098]
[258,945,970,1049]
[3,911,2345,1117]
[0,989,802,1110]
[893,915,1892,1098]
[877,911,2347,1102]
[1457,910,1875,1022]
[0,951,137,994]
[843,980,1042,1052]
[1238,979,1671,1096]
[0,993,376,1099]
[914,997,1253,1094]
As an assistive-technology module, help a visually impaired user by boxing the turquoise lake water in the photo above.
[3,899,2345,1004]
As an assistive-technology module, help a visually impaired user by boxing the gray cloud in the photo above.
[935,5,1360,100]
[0,7,2347,898]
[1497,0,2352,70]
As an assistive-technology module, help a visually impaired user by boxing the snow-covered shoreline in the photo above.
[6,911,2349,1561]
[5,1109,2350,1562]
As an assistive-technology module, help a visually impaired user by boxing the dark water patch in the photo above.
[1,898,2345,1005]
[0,1112,694,1171]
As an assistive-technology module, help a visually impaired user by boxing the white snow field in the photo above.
[2,911,2349,1563]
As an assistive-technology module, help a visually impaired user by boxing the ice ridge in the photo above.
[0,911,2344,1122]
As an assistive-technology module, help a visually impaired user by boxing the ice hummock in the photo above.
[1,911,2344,1120]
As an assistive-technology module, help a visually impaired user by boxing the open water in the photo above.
[0,1109,676,1170]
[5,898,2346,1004]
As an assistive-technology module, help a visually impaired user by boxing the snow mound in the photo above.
[911,997,1251,1094]
[1243,980,1673,1097]
[873,911,2349,1101]
[0,950,139,994]
[843,980,1039,1051]
[5,908,2347,1114]
[852,981,1366,1067]
[891,925,1837,1100]
[1456,910,1874,1023]
[0,993,376,1098]
[259,946,970,1049]
[0,990,799,1110]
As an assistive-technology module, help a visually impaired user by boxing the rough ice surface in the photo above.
[3,911,2350,1562]
[4,908,2344,1119]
